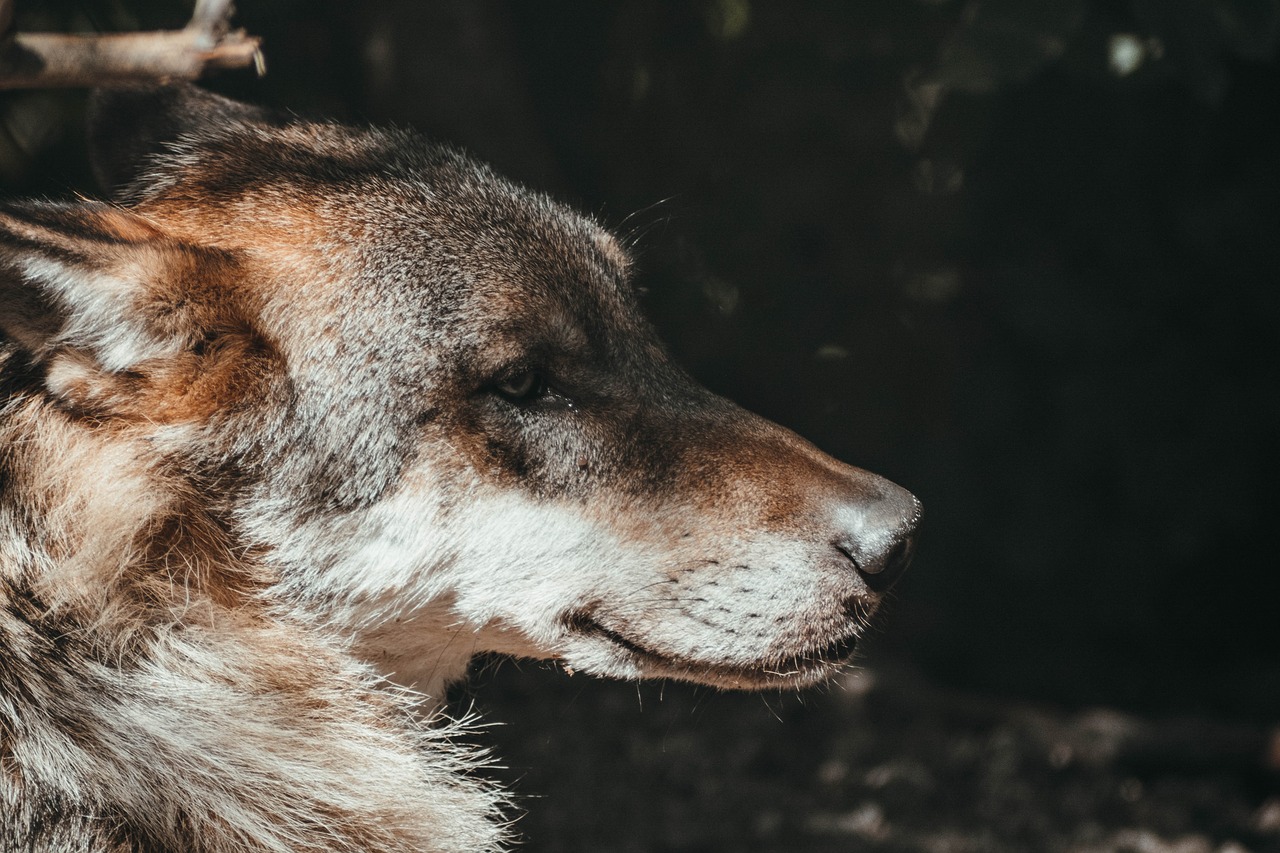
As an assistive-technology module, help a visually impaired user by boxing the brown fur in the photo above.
[2,84,919,851]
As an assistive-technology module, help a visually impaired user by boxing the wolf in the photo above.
[0,84,920,852]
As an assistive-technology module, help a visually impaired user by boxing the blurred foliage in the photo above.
[2,0,1278,716]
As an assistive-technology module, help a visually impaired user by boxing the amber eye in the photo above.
[494,370,549,403]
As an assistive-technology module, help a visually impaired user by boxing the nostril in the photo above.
[880,537,915,585]
[835,542,861,571]
[838,533,916,593]
[869,536,913,591]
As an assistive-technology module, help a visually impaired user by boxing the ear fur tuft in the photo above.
[0,200,272,421]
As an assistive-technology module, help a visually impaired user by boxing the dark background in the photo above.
[3,2,1278,849]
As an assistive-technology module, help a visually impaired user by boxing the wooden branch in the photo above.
[0,2,263,90]
[189,0,236,37]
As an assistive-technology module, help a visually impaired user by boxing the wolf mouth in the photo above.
[562,609,861,687]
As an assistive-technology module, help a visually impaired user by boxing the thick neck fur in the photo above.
[0,352,507,853]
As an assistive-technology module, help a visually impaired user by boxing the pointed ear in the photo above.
[0,200,272,421]
[87,84,282,199]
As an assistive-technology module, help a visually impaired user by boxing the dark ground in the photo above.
[3,1,1279,849]
[466,658,1280,853]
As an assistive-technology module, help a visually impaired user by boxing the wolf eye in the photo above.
[494,370,549,403]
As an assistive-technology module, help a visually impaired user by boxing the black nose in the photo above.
[834,485,921,593]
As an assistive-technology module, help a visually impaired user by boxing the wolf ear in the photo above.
[0,200,166,363]
[0,200,263,420]
[88,84,281,199]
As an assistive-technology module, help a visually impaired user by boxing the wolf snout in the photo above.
[832,485,921,593]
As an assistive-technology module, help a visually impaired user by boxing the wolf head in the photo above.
[0,85,918,696]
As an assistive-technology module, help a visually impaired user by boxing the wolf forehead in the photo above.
[91,91,636,390]
[119,103,635,305]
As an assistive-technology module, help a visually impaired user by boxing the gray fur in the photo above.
[1,85,919,851]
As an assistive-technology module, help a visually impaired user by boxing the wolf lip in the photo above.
[562,608,859,683]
